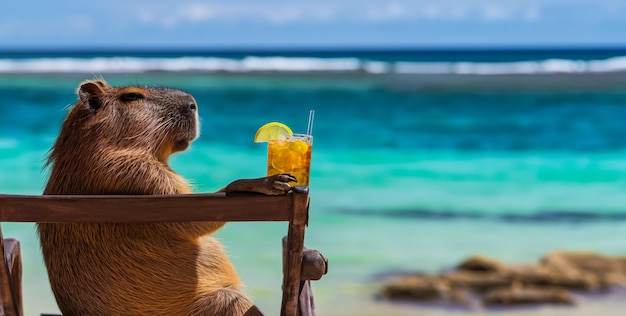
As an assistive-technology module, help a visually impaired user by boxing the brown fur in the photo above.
[38,79,293,315]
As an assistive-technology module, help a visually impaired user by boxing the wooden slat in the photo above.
[281,192,309,316]
[0,227,20,316]
[0,193,291,223]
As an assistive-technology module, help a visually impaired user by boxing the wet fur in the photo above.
[38,79,291,315]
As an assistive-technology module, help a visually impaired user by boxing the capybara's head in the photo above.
[51,79,199,164]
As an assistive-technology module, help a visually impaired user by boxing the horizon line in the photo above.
[2,44,626,53]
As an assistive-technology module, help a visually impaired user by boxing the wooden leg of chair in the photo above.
[282,240,328,316]
[281,191,309,316]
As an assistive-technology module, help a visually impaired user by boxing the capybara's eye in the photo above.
[120,92,146,102]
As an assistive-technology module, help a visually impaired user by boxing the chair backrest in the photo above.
[0,190,312,316]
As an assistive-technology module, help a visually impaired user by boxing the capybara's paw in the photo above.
[262,174,296,195]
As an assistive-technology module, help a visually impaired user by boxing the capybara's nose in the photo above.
[188,100,197,112]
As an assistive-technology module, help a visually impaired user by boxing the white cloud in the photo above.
[180,3,218,22]
[0,0,626,46]
[524,7,540,21]
[112,0,626,27]
[133,2,334,27]
[366,3,406,21]
[121,0,626,27]
[481,5,511,21]
[138,3,218,27]
[13,0,626,33]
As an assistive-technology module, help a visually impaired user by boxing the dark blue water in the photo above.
[2,47,626,61]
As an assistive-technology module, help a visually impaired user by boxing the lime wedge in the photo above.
[254,122,293,143]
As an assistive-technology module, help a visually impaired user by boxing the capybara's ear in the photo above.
[78,79,109,112]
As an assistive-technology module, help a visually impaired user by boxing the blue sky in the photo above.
[2,0,626,49]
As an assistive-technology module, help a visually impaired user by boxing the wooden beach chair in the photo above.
[0,188,327,316]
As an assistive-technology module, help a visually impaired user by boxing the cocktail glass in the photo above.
[267,134,313,186]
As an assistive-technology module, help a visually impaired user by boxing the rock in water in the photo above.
[378,251,626,310]
[541,251,626,288]
[457,255,509,273]
[482,287,575,306]
[442,270,511,293]
[509,264,599,290]
[379,275,443,301]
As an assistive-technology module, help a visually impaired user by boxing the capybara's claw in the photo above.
[276,174,297,183]
[272,180,292,193]
[265,173,295,195]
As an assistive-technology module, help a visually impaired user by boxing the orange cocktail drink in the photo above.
[267,134,313,186]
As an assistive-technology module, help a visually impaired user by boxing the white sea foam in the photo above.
[1,56,626,74]
[241,56,360,71]
[0,56,362,73]
[394,57,626,75]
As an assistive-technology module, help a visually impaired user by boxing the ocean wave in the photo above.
[0,56,362,74]
[395,57,626,74]
[1,56,626,74]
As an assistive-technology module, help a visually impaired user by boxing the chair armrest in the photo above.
[0,193,295,223]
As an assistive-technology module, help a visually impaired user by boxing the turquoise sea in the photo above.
[2,48,626,315]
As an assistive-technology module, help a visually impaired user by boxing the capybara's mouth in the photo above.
[174,125,198,150]
[169,109,198,153]
[173,139,190,152]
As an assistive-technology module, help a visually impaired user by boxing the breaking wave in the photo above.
[1,56,626,74]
